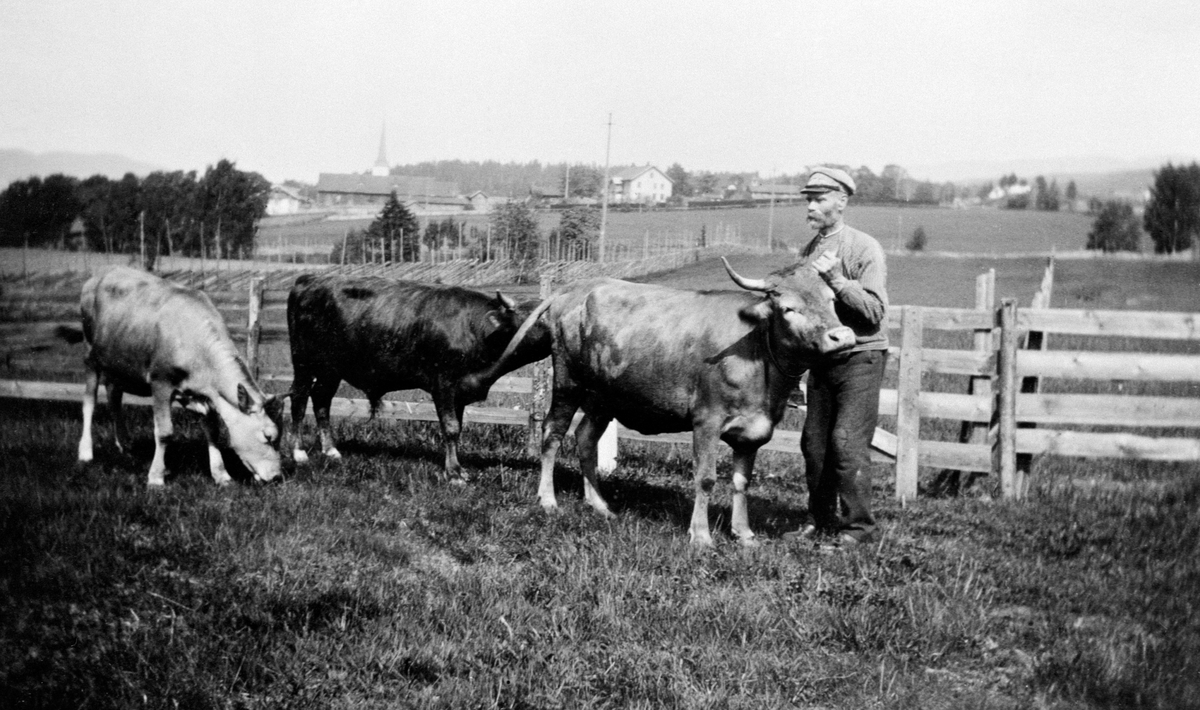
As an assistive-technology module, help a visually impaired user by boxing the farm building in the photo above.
[607,165,673,205]
[315,174,468,211]
[315,124,469,213]
[266,185,310,216]
[749,182,802,202]
[528,184,565,206]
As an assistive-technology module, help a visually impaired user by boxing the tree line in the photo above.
[0,159,270,265]
[1087,162,1200,255]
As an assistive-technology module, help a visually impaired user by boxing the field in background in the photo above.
[657,253,1200,313]
[257,204,1096,257]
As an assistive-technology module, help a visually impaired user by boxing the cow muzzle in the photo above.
[821,326,856,353]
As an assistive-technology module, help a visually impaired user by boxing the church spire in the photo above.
[372,122,389,177]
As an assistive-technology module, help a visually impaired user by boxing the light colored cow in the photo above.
[73,267,284,486]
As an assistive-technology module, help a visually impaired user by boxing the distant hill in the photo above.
[0,149,162,187]
[909,154,1200,199]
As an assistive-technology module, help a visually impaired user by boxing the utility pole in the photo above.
[766,167,776,251]
[598,113,613,263]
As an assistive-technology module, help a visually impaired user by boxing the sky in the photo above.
[2,0,1199,184]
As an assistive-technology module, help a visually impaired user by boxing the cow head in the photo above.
[214,383,285,482]
[482,291,521,344]
[722,258,855,356]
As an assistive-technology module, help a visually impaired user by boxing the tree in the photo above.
[370,192,420,261]
[141,170,198,259]
[565,164,604,199]
[666,163,692,198]
[1065,180,1078,210]
[1143,162,1200,255]
[551,205,599,259]
[692,171,721,197]
[490,201,541,281]
[906,226,928,251]
[197,159,269,259]
[0,174,81,248]
[1087,201,1141,252]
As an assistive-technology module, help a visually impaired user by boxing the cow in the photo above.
[484,257,855,548]
[283,274,551,480]
[71,266,285,486]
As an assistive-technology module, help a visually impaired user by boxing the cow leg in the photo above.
[108,384,128,454]
[147,382,174,487]
[688,427,721,548]
[310,374,341,460]
[286,366,315,464]
[537,392,580,511]
[77,368,99,462]
[574,411,615,518]
[730,447,760,547]
[433,390,468,483]
[200,410,233,486]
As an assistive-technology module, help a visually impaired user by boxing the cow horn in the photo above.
[496,291,517,310]
[721,257,772,292]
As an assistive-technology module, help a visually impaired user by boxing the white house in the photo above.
[607,165,673,204]
[266,185,309,216]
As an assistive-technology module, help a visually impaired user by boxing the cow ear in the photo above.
[483,311,504,337]
[237,383,254,414]
[738,299,773,323]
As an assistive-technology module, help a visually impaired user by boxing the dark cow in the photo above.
[73,267,285,486]
[284,274,550,479]
[489,258,855,547]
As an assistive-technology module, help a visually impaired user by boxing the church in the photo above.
[315,126,468,213]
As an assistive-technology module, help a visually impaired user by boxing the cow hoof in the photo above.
[596,507,616,520]
[212,477,233,487]
[292,449,310,465]
[738,536,762,549]
[147,479,166,488]
[448,476,469,488]
[324,448,342,461]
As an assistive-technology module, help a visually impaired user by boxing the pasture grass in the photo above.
[2,400,1198,709]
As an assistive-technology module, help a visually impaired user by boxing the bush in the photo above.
[1087,201,1141,252]
[906,226,928,252]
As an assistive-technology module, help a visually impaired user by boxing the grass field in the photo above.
[258,204,1097,258]
[1,397,1197,709]
[2,250,1199,708]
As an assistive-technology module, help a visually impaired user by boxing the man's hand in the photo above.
[811,249,840,276]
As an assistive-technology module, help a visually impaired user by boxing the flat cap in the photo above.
[800,167,856,196]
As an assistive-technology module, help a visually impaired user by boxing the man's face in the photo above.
[805,190,847,232]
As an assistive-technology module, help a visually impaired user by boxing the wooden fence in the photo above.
[3,262,1199,499]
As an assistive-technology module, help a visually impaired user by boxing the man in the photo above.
[787,166,889,546]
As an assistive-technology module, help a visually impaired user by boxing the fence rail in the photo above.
[3,261,1199,500]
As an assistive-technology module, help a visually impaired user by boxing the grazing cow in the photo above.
[284,274,550,480]
[72,267,285,486]
[489,258,855,547]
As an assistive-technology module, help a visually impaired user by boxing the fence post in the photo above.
[1017,256,1054,485]
[894,305,923,500]
[995,298,1020,498]
[929,268,995,495]
[246,275,265,380]
[528,273,554,458]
